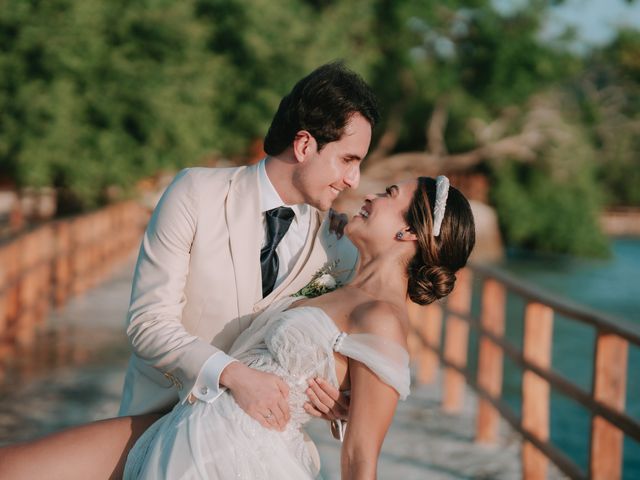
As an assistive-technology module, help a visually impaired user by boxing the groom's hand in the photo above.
[220,362,290,431]
[328,209,349,239]
[304,377,349,421]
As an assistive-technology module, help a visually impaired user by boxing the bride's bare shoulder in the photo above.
[349,301,408,347]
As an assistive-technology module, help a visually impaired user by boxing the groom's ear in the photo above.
[292,130,317,163]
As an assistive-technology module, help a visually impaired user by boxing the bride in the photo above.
[123,175,475,479]
[0,176,475,479]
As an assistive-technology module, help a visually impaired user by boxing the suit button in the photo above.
[200,386,209,395]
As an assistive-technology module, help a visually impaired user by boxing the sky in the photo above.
[493,0,640,52]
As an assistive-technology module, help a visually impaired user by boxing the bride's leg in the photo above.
[0,413,161,480]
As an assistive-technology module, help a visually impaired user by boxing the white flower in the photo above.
[316,274,337,289]
[293,261,343,298]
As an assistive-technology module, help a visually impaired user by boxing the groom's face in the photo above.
[293,113,372,211]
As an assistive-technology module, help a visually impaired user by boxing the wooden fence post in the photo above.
[476,278,506,443]
[71,217,86,295]
[16,231,38,345]
[34,226,54,326]
[407,300,422,363]
[0,241,19,353]
[54,221,71,306]
[0,246,8,332]
[590,333,628,480]
[408,301,443,385]
[443,268,472,412]
[522,302,554,480]
[418,302,443,384]
[0,244,11,363]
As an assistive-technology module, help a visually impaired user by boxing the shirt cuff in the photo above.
[187,352,238,404]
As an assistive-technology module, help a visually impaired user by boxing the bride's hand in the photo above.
[304,377,350,421]
[220,362,290,431]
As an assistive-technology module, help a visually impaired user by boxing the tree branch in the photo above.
[426,100,449,156]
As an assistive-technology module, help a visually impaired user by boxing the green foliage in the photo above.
[353,0,579,153]
[0,0,219,208]
[491,161,610,258]
[358,0,636,257]
[194,0,316,155]
[0,0,387,209]
[0,0,637,258]
[489,90,613,258]
[575,29,640,206]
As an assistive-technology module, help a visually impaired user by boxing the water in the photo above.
[484,238,640,479]
[498,238,640,323]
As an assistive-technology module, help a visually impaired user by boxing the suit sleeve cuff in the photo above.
[186,352,238,404]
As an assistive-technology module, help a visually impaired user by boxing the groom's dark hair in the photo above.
[263,61,379,155]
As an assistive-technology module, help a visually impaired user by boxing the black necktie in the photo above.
[261,207,295,297]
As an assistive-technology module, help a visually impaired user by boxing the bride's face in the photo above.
[346,179,418,246]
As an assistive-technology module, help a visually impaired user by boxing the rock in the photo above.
[469,200,504,263]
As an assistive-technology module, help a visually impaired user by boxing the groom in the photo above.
[119,63,378,438]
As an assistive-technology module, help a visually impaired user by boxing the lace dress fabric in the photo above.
[124,297,410,479]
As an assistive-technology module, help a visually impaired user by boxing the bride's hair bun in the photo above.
[404,177,476,306]
[408,263,456,305]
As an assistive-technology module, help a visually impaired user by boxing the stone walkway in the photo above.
[0,259,562,479]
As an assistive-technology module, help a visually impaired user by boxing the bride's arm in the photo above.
[340,359,399,480]
[340,304,407,480]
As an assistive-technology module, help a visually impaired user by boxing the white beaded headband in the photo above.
[432,175,450,237]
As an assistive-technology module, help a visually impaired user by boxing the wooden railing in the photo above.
[0,202,148,363]
[408,264,640,480]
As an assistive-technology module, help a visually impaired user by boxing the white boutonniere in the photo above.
[293,260,344,298]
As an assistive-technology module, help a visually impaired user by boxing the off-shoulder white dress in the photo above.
[124,296,410,479]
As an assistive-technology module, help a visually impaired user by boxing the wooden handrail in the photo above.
[413,335,588,480]
[409,262,640,480]
[0,202,148,363]
[438,308,640,441]
[471,263,640,347]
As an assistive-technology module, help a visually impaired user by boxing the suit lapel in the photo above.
[226,164,262,317]
[283,213,334,296]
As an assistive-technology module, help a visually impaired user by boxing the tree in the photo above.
[0,0,633,257]
[574,29,640,206]
[0,0,219,210]
[356,0,609,256]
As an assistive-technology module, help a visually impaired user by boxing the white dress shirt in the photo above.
[258,158,311,289]
[189,159,311,403]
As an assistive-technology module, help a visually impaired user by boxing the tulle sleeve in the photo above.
[334,333,411,400]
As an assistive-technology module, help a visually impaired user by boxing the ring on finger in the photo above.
[263,410,274,420]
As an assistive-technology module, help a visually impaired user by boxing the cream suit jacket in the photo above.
[119,164,358,416]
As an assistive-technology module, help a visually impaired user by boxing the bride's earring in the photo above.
[395,231,404,240]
